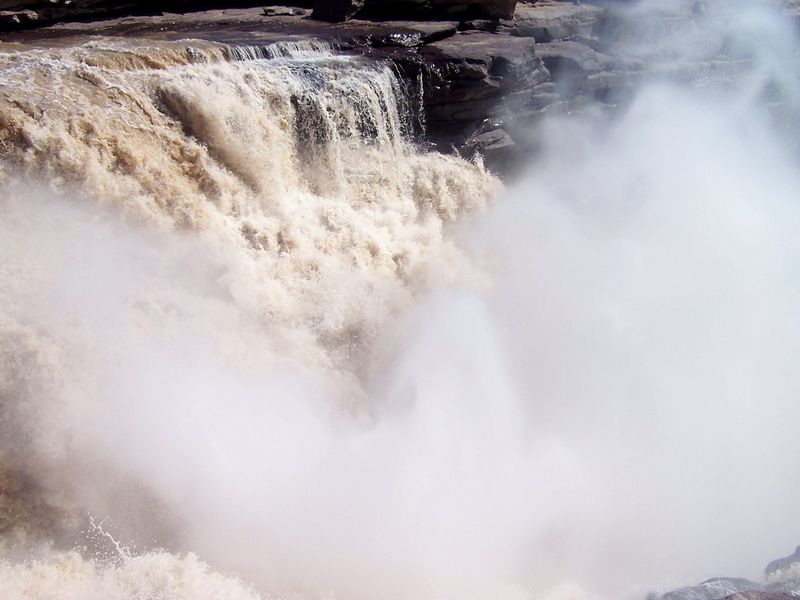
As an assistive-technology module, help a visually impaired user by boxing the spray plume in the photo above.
[1,2,800,600]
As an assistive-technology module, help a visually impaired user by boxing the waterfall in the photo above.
[4,2,800,600]
[0,37,498,595]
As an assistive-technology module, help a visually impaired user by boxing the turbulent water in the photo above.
[2,1,800,600]
[0,36,499,599]
[0,38,497,367]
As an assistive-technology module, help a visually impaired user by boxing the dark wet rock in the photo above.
[460,125,518,172]
[366,19,458,46]
[371,29,426,46]
[0,8,37,26]
[418,32,546,137]
[368,30,548,169]
[0,0,140,30]
[458,18,500,32]
[362,0,518,21]
[312,0,364,22]
[0,0,309,30]
[464,125,514,151]
[0,0,519,29]
[422,31,539,78]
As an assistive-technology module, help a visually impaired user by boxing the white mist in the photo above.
[2,1,800,600]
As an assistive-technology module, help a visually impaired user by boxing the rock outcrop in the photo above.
[653,546,800,600]
[7,0,786,175]
[419,33,547,140]
[0,0,616,174]
[507,1,604,41]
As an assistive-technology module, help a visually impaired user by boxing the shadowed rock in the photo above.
[363,0,518,20]
[312,0,364,22]
[420,33,544,131]
[461,125,518,172]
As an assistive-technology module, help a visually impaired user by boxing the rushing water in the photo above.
[2,2,800,600]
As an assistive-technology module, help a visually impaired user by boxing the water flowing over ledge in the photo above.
[3,2,800,600]
[0,36,497,361]
[0,35,498,584]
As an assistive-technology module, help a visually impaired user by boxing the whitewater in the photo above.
[2,1,800,600]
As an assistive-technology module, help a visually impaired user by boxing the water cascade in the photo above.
[2,2,800,600]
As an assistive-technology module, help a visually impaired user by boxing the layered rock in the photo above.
[420,33,547,139]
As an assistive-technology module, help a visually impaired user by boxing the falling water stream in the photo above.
[1,2,800,600]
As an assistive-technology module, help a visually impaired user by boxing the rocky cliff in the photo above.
[2,0,797,176]
[0,0,623,174]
